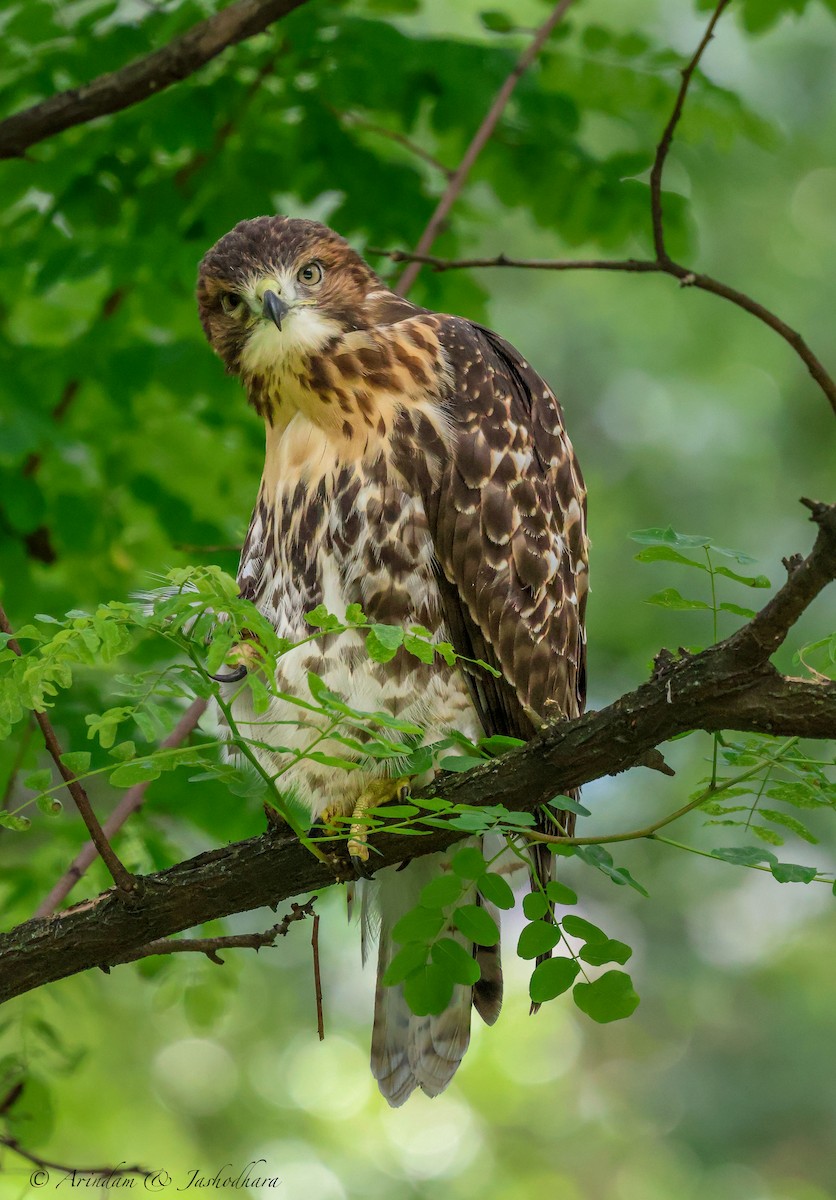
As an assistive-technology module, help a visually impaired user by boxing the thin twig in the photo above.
[394,0,576,295]
[373,249,836,417]
[175,53,278,187]
[311,912,324,1041]
[0,605,135,896]
[105,897,317,967]
[0,1135,150,1180]
[0,0,309,159]
[336,110,453,178]
[374,0,836,419]
[649,0,732,260]
[34,698,208,918]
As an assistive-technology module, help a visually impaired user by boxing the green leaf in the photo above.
[403,963,454,1016]
[529,957,580,1003]
[574,844,650,896]
[109,759,163,787]
[770,861,818,884]
[548,794,591,817]
[561,915,608,944]
[304,604,341,631]
[109,741,137,761]
[633,546,706,570]
[344,603,366,625]
[24,769,52,791]
[431,937,481,985]
[714,566,770,588]
[36,794,63,816]
[646,588,711,611]
[420,874,464,908]
[711,845,778,867]
[579,939,633,966]
[573,971,640,1024]
[366,624,404,663]
[517,919,561,960]
[718,602,757,618]
[59,751,91,775]
[476,871,515,909]
[438,754,488,772]
[403,633,435,664]
[381,941,429,986]
[478,734,526,755]
[0,811,32,831]
[522,892,549,920]
[630,526,711,549]
[392,907,446,945]
[546,881,578,906]
[759,809,818,844]
[452,904,500,946]
[451,846,487,878]
[480,9,515,32]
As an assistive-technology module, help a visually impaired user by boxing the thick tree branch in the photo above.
[394,0,576,296]
[0,606,135,896]
[0,0,308,160]
[1,501,833,1006]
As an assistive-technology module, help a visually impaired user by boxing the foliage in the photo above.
[1,0,835,1194]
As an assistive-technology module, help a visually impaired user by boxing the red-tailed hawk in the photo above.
[197,216,587,1106]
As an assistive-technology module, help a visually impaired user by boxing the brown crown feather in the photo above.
[196,215,382,373]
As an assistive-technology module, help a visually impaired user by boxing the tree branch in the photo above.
[649,0,731,260]
[32,698,208,918]
[394,0,576,296]
[107,897,316,967]
[0,0,309,160]
[372,0,836,419]
[0,606,135,896]
[1,500,832,1006]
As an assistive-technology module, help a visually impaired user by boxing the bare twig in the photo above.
[0,0,309,159]
[1,500,833,1005]
[175,53,278,187]
[0,605,135,896]
[649,0,732,259]
[374,0,836,418]
[33,698,208,918]
[0,1135,150,1180]
[373,249,836,416]
[394,0,576,295]
[337,111,454,178]
[311,912,324,1041]
[106,897,316,967]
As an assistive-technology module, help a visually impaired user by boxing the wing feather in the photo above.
[424,316,587,743]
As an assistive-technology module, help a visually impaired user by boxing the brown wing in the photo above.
[422,316,587,743]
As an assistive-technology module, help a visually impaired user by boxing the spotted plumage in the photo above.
[197,215,588,1106]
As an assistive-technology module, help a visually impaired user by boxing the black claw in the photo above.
[211,665,248,683]
[350,854,375,881]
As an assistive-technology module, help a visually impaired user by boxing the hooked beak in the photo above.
[262,289,290,331]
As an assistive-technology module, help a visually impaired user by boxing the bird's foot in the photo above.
[347,777,411,880]
[211,638,262,683]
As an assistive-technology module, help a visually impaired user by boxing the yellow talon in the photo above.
[346,777,411,866]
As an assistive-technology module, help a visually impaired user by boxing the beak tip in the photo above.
[263,289,290,332]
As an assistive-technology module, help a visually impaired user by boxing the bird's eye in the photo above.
[297,261,324,287]
[221,292,245,316]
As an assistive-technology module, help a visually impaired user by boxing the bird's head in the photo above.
[196,215,381,376]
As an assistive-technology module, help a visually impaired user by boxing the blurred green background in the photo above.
[1,0,835,1196]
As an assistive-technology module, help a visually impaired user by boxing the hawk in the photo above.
[197,216,588,1106]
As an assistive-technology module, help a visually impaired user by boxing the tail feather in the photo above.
[368,849,488,1107]
[473,893,503,1025]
